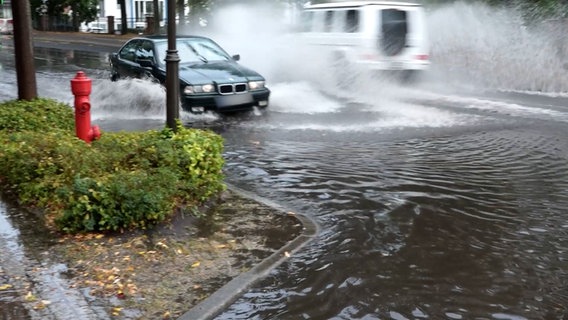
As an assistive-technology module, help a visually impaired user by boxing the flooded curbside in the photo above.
[178,183,319,320]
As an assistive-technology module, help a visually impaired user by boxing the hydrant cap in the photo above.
[71,71,92,95]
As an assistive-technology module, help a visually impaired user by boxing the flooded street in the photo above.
[2,2,568,319]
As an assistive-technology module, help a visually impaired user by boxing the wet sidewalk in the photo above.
[0,195,109,320]
[1,30,136,52]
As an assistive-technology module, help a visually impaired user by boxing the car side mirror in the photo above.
[138,59,154,68]
[232,54,240,61]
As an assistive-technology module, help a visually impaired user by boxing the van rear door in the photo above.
[380,9,408,56]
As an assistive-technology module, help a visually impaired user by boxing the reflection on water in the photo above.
[0,196,35,320]
[0,44,109,74]
[0,194,109,320]
[34,47,109,72]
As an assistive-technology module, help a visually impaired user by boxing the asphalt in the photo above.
[2,30,321,320]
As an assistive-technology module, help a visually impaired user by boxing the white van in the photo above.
[299,1,430,81]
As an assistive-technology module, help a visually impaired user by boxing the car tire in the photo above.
[110,68,119,82]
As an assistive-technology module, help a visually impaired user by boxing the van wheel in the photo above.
[401,70,422,84]
[331,52,354,89]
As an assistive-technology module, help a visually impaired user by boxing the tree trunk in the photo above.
[153,0,160,34]
[72,4,79,32]
[119,0,127,34]
[11,0,38,100]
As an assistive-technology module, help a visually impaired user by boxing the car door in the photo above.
[115,39,142,79]
[133,40,159,81]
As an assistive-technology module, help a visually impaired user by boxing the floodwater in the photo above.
[2,2,568,319]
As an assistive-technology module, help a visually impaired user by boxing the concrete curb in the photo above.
[178,184,319,320]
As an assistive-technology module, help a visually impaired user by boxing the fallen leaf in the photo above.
[33,302,46,310]
[156,242,169,249]
[24,292,37,302]
[112,306,122,316]
[191,261,200,268]
[0,284,13,291]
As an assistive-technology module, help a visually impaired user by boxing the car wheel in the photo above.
[110,68,119,82]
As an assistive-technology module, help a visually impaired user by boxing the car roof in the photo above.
[304,1,421,9]
[129,35,212,42]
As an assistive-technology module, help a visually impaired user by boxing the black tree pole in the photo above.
[12,0,38,100]
[165,0,180,131]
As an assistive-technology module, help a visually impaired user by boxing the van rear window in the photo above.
[324,11,334,32]
[301,11,313,32]
[380,9,408,56]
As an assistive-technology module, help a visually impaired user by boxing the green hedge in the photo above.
[0,98,225,233]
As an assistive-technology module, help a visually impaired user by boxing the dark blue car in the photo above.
[109,35,270,114]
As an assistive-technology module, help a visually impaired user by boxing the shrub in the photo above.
[55,169,179,232]
[0,98,75,132]
[0,98,225,233]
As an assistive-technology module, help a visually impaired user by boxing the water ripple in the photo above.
[221,125,568,319]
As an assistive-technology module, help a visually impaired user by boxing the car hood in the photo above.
[178,61,263,85]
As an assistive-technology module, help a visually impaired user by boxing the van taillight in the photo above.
[415,54,429,61]
[361,53,378,61]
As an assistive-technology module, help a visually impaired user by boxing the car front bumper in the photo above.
[181,89,270,113]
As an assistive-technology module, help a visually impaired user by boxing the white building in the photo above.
[88,0,169,33]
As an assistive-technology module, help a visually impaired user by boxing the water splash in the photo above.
[91,78,166,119]
[427,1,568,93]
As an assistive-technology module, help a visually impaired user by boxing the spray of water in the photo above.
[9,1,565,127]
[91,78,166,119]
[193,3,406,114]
[427,1,568,93]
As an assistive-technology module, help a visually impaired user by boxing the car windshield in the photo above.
[155,38,231,66]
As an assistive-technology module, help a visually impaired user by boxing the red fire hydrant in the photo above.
[70,71,101,143]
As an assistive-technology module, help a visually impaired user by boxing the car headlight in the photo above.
[183,84,215,95]
[248,80,265,91]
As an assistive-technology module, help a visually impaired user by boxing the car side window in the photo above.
[136,40,155,62]
[118,40,140,62]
